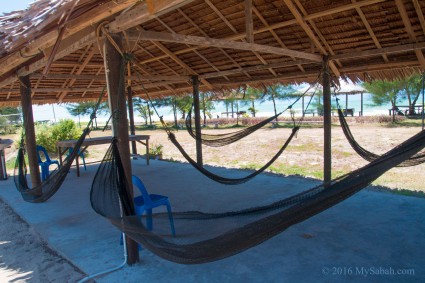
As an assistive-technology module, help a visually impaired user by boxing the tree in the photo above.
[134,98,153,125]
[258,84,297,120]
[151,97,178,128]
[66,101,109,128]
[309,88,323,115]
[400,74,422,115]
[0,106,21,124]
[201,92,215,125]
[362,79,402,122]
[175,95,192,119]
[241,86,262,117]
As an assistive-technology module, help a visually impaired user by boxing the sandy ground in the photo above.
[0,121,424,282]
[81,122,425,191]
[4,121,424,191]
[0,199,85,282]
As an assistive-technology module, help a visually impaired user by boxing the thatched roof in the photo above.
[0,0,424,105]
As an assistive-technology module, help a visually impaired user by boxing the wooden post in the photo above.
[103,34,139,264]
[192,75,203,166]
[322,57,332,186]
[127,86,137,155]
[421,72,425,131]
[360,92,364,116]
[302,95,305,117]
[245,0,254,43]
[345,93,348,117]
[20,75,41,191]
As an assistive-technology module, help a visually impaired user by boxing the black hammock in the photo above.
[185,106,290,147]
[14,87,105,203]
[184,86,316,148]
[337,108,425,167]
[14,128,90,203]
[90,128,425,265]
[168,127,299,185]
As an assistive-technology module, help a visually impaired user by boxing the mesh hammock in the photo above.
[14,87,106,203]
[91,128,425,264]
[167,127,299,185]
[185,107,289,147]
[155,88,316,185]
[337,108,425,167]
[14,128,91,203]
[185,85,317,147]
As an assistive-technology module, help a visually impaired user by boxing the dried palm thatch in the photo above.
[0,0,424,105]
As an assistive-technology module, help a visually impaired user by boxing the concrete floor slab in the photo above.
[0,159,424,282]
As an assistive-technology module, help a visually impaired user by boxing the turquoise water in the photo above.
[32,93,424,123]
[150,92,425,121]
[186,93,423,118]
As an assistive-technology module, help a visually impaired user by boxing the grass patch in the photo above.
[287,142,321,152]
[384,118,424,128]
[369,186,425,198]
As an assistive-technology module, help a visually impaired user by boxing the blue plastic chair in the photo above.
[67,148,86,171]
[132,175,176,237]
[36,145,60,181]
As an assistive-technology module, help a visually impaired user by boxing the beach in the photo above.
[0,122,424,282]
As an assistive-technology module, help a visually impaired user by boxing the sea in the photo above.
[32,92,424,123]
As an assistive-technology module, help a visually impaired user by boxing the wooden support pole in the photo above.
[345,93,348,117]
[302,95,305,117]
[245,0,254,43]
[322,57,332,186]
[192,75,203,166]
[20,75,42,191]
[127,86,137,155]
[103,34,139,264]
[361,92,364,116]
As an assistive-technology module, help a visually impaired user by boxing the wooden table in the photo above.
[57,135,150,177]
[0,139,13,180]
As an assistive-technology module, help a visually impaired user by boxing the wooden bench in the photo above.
[343,108,355,116]
[303,109,317,116]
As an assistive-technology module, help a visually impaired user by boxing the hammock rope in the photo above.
[136,68,318,185]
[90,124,425,264]
[184,84,318,147]
[335,97,425,167]
[14,86,106,203]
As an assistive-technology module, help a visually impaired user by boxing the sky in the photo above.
[1,0,33,13]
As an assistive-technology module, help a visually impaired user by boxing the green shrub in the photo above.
[35,119,80,153]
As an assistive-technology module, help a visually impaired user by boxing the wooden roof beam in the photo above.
[30,73,189,81]
[176,8,252,80]
[137,0,385,65]
[200,59,314,79]
[131,44,188,94]
[412,0,425,38]
[0,26,97,89]
[395,0,425,67]
[150,41,213,89]
[0,0,136,77]
[329,42,425,60]
[245,0,254,43]
[82,66,103,97]
[109,0,197,33]
[293,0,343,68]
[205,0,277,77]
[352,0,388,62]
[131,30,322,62]
[57,45,96,102]
[155,18,231,81]
[0,81,182,94]
[283,0,341,76]
[253,7,305,73]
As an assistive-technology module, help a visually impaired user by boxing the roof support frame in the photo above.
[128,30,322,62]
